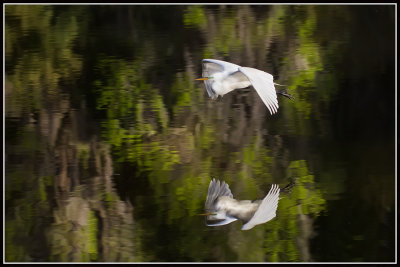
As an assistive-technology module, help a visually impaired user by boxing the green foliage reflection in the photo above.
[6,4,393,263]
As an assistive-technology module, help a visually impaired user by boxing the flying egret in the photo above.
[196,59,293,115]
[200,179,280,230]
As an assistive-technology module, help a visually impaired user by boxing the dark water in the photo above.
[4,5,396,262]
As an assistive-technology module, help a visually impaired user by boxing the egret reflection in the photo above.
[201,179,281,230]
[196,59,293,115]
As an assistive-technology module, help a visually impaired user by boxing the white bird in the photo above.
[196,59,293,115]
[200,179,280,230]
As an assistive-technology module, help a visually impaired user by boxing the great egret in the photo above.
[200,179,280,230]
[196,59,293,115]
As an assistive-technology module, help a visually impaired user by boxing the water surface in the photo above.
[4,4,396,262]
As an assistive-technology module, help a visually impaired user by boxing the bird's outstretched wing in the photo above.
[239,67,279,115]
[241,184,280,230]
[205,178,234,211]
[202,59,241,73]
[202,59,241,99]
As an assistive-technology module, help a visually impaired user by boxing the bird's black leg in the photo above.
[273,83,294,100]
[281,178,297,194]
[277,90,295,100]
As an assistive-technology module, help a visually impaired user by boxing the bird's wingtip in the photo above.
[241,224,254,231]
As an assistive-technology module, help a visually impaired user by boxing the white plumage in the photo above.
[197,59,281,115]
[203,179,280,230]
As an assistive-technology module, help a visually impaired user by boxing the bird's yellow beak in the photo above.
[195,77,209,81]
[197,212,215,216]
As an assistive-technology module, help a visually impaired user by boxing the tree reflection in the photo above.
[5,4,394,262]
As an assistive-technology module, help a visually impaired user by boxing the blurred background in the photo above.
[4,4,395,262]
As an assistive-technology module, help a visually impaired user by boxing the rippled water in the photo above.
[4,4,396,262]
